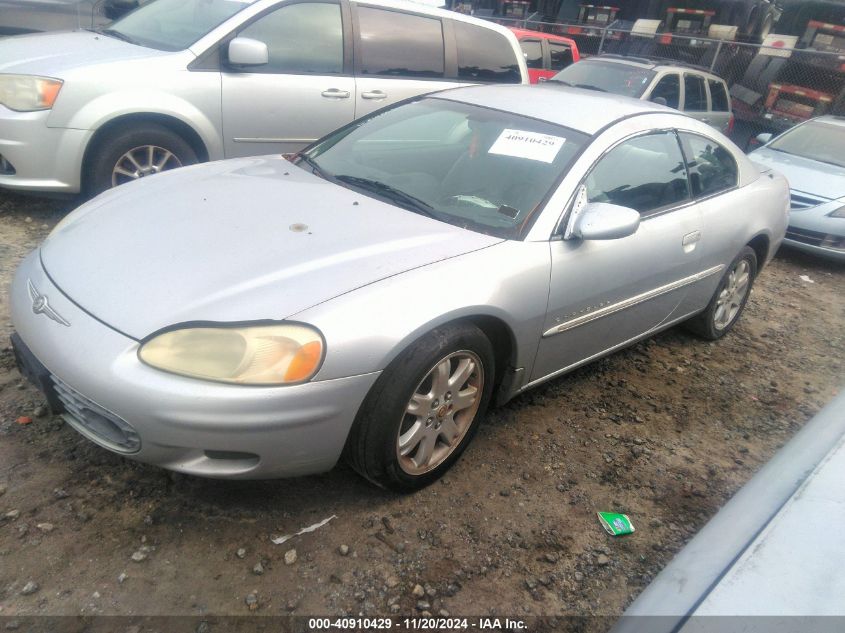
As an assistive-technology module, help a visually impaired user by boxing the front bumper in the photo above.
[0,106,91,193]
[10,251,380,478]
[783,208,845,263]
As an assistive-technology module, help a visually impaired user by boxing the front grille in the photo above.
[785,227,828,247]
[790,190,829,210]
[51,376,141,453]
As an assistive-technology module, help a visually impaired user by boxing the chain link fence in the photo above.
[478,14,845,147]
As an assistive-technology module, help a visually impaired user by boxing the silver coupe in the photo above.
[11,86,789,491]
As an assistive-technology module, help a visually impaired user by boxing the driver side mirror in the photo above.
[651,96,668,107]
[227,37,269,67]
[755,132,773,145]
[569,202,641,241]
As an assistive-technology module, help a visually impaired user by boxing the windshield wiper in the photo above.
[98,28,140,46]
[573,83,607,92]
[295,154,329,179]
[335,175,437,218]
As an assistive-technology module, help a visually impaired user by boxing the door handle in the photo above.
[361,90,387,100]
[321,88,350,99]
[682,230,701,246]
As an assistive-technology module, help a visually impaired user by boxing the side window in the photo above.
[237,3,343,74]
[684,74,708,111]
[678,132,738,198]
[585,132,689,215]
[549,41,574,71]
[358,7,444,78]
[650,74,680,109]
[520,39,543,69]
[454,21,521,84]
[708,79,730,112]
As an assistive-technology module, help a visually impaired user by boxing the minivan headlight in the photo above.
[0,74,63,111]
[139,323,324,385]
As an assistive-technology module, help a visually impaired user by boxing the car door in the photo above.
[352,5,461,119]
[682,72,714,129]
[220,0,355,158]
[645,72,681,110]
[706,78,733,134]
[531,130,706,382]
[518,36,545,83]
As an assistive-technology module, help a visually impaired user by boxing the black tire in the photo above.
[686,246,758,340]
[85,123,198,196]
[344,323,495,492]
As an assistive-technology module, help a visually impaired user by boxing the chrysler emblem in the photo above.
[27,280,70,327]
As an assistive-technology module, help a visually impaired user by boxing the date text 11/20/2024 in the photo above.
[308,617,528,630]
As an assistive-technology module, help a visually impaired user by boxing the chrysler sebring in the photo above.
[11,86,789,491]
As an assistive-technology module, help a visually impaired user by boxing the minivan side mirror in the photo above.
[570,202,640,240]
[228,37,269,67]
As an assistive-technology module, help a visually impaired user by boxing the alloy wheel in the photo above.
[111,145,183,187]
[713,259,751,330]
[396,351,484,475]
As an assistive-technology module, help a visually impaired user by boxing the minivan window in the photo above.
[520,39,544,69]
[549,42,573,71]
[237,3,343,74]
[684,74,708,111]
[454,21,521,84]
[303,98,588,238]
[708,79,730,112]
[679,132,738,197]
[107,0,253,51]
[585,132,690,215]
[358,7,444,78]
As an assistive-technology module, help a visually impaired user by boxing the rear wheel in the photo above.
[345,323,494,492]
[86,124,198,196]
[686,246,757,340]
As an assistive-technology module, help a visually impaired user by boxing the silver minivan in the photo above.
[551,55,734,135]
[0,0,527,195]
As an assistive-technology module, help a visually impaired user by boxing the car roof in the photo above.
[508,27,577,44]
[431,83,671,136]
[582,54,725,81]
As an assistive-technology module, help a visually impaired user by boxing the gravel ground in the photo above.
[0,188,843,626]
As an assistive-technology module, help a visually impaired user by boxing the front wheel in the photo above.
[686,246,757,340]
[85,123,198,196]
[345,323,495,492]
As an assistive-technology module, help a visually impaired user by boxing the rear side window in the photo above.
[520,39,543,69]
[684,74,707,111]
[237,2,343,74]
[650,74,680,109]
[549,41,573,71]
[454,21,521,83]
[585,132,690,215]
[678,132,738,198]
[708,79,730,112]
[358,7,444,78]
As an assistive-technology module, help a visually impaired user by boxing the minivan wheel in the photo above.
[686,246,757,340]
[86,124,198,195]
[344,323,495,492]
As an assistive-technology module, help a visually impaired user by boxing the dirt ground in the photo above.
[0,188,843,628]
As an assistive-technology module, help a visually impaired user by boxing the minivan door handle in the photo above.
[361,90,388,100]
[682,230,702,246]
[321,88,350,99]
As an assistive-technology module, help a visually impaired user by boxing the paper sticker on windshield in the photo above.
[488,129,566,163]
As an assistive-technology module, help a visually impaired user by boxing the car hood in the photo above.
[41,157,501,340]
[0,31,169,76]
[750,147,845,201]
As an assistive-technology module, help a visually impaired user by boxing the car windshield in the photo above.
[300,98,588,239]
[767,120,845,168]
[103,0,256,51]
[551,60,655,98]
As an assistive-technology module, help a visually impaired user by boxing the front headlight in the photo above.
[0,74,63,112]
[139,323,325,385]
[829,206,845,219]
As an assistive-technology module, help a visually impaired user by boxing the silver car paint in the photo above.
[750,117,845,262]
[11,88,789,478]
[0,0,528,193]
